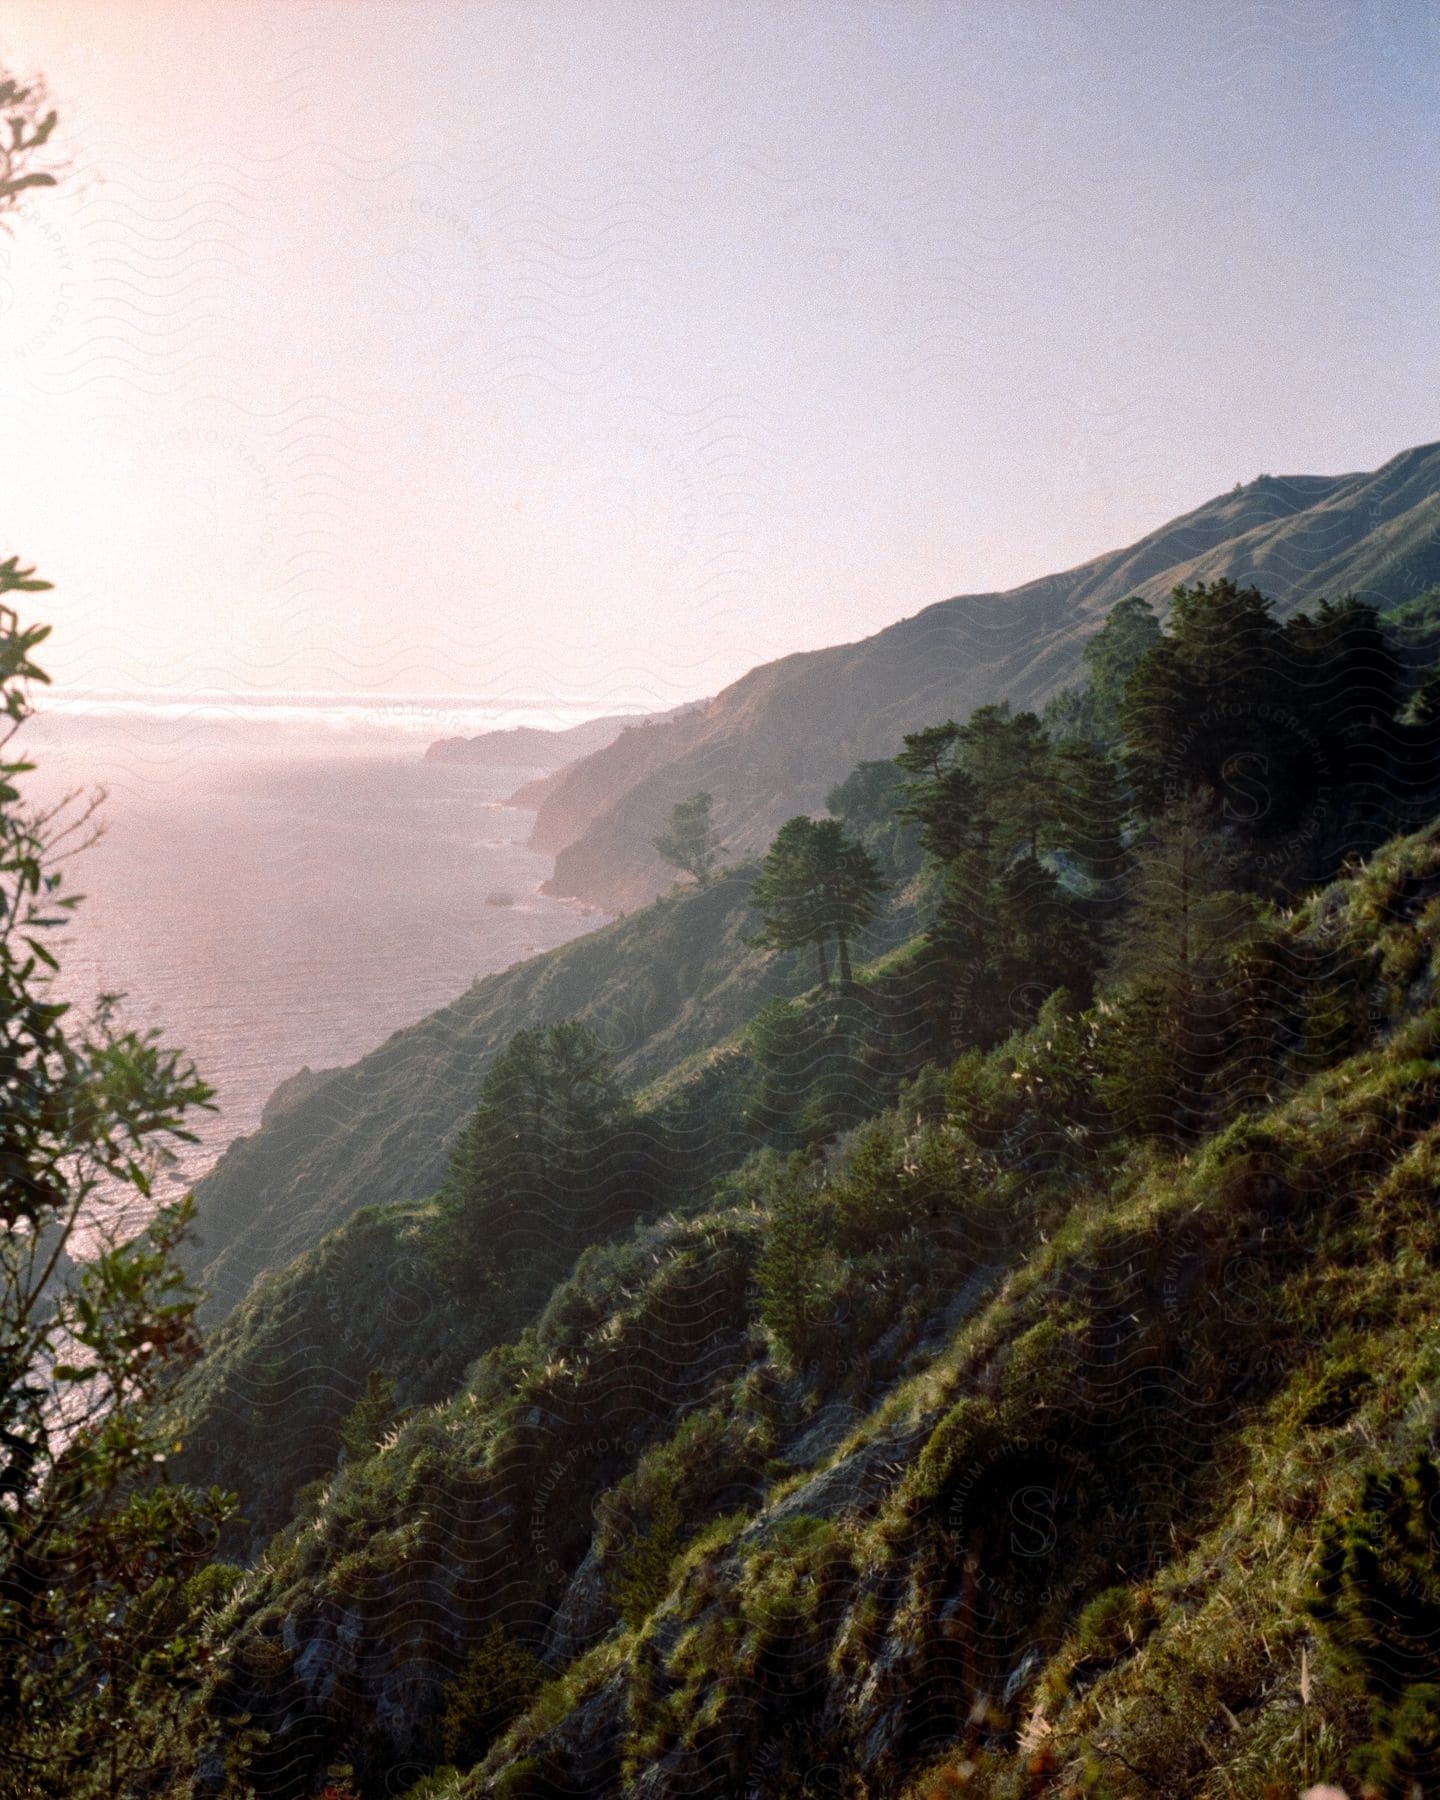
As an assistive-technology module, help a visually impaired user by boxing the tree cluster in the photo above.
[437,1020,663,1314]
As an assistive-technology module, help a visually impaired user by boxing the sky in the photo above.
[0,0,1436,715]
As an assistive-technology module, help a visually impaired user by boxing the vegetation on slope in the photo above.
[113,577,1440,1800]
[170,818,1440,1800]
[185,865,882,1322]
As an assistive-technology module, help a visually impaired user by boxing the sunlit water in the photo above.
[20,695,615,1204]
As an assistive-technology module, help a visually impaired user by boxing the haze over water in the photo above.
[23,697,613,1194]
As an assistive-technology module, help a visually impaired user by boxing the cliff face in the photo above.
[531,444,1440,911]
[522,711,711,855]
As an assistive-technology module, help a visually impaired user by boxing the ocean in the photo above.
[20,695,615,1203]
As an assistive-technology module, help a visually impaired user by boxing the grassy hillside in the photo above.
[189,552,1440,1340]
[466,830,1440,1800]
[167,818,1440,1800]
[122,577,1440,1800]
[533,443,1440,912]
[170,924,937,1550]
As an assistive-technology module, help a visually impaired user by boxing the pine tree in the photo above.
[899,760,990,867]
[1053,739,1129,892]
[998,711,1058,858]
[653,791,726,884]
[1116,794,1250,990]
[1100,794,1256,1137]
[895,721,961,782]
[954,703,1016,787]
[1122,580,1286,815]
[441,1022,645,1293]
[339,1369,403,1465]
[826,758,915,876]
[1286,596,1399,730]
[916,705,1061,860]
[751,816,887,989]
[751,817,832,986]
[1079,594,1162,741]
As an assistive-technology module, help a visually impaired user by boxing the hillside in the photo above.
[533,443,1440,911]
[519,707,721,856]
[184,867,923,1325]
[459,829,1440,1800]
[186,874,768,1319]
[175,814,1440,1800]
[168,910,935,1550]
[185,447,1440,1325]
[424,714,639,769]
[53,569,1440,1800]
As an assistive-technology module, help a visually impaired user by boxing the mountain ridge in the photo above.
[531,443,1440,911]
[425,701,704,770]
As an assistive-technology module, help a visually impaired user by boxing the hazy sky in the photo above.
[0,1,1436,711]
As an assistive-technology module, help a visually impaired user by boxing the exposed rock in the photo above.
[1003,1643,1046,1709]
[779,1399,864,1470]
[751,1424,923,1538]
[903,1262,1006,1367]
[542,1542,617,1667]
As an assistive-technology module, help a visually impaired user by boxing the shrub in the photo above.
[1070,1584,1157,1675]
[756,1174,836,1367]
[610,1483,687,1630]
[441,1624,545,1767]
[338,1368,404,1465]
[1310,1455,1440,1795]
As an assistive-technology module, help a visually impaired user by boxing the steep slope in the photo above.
[159,584,1440,1796]
[172,906,936,1548]
[471,896,1440,1800]
[186,450,1440,1326]
[184,868,903,1322]
[535,443,1440,911]
[180,822,1440,1800]
[520,710,716,857]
